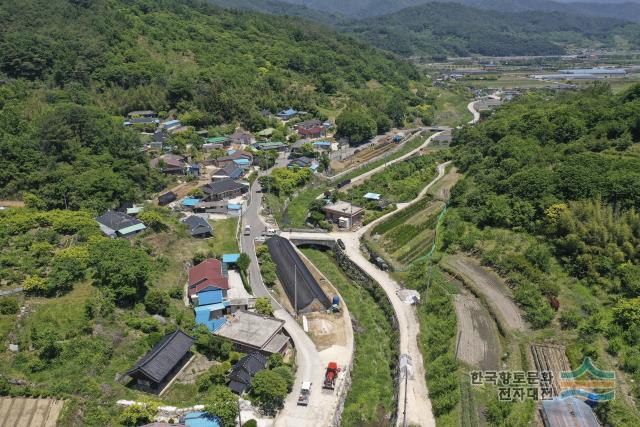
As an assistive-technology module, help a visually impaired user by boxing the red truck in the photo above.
[323,362,340,390]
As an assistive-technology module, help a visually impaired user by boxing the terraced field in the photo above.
[0,397,63,427]
[368,196,445,269]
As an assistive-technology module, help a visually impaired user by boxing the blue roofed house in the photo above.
[233,158,251,168]
[277,108,297,120]
[189,259,230,332]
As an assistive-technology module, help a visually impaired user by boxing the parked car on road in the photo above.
[297,381,312,406]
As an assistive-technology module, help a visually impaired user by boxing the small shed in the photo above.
[158,192,177,206]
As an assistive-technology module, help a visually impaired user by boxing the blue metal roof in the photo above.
[313,140,331,146]
[227,204,242,210]
[364,192,381,200]
[182,198,201,207]
[183,411,222,427]
[278,108,297,116]
[233,159,250,165]
[222,253,241,263]
[227,149,236,155]
[197,289,224,305]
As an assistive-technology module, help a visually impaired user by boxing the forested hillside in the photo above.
[0,0,430,211]
[446,83,640,425]
[345,3,640,57]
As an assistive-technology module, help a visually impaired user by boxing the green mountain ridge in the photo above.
[0,0,430,210]
[343,2,640,57]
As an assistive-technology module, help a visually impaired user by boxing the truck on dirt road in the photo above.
[323,362,340,390]
[297,382,312,406]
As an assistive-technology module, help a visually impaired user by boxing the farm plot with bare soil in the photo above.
[0,397,64,427]
[451,278,501,371]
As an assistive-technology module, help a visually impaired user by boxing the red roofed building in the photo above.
[297,126,326,139]
[187,259,229,299]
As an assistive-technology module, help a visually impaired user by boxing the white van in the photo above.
[244,225,252,236]
[266,228,278,236]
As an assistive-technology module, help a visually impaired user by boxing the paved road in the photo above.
[282,162,449,427]
[467,99,481,124]
[240,171,345,427]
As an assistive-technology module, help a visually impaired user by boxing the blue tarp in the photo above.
[183,411,222,427]
[364,192,381,200]
[227,149,236,155]
[182,198,201,207]
[222,253,241,263]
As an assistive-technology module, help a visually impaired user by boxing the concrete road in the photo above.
[240,171,346,427]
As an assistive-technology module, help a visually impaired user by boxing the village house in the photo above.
[214,150,254,169]
[254,141,287,152]
[95,210,146,238]
[181,215,213,238]
[276,108,297,120]
[322,201,365,229]
[215,310,290,356]
[128,110,157,118]
[210,163,244,181]
[295,119,326,139]
[201,179,248,202]
[287,156,314,169]
[228,352,268,395]
[126,329,195,394]
[188,259,231,332]
[149,154,187,174]
[228,129,255,146]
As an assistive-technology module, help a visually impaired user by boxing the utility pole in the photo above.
[237,398,242,427]
[294,263,298,317]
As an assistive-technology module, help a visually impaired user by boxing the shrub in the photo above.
[255,298,273,316]
[559,310,580,330]
[0,297,19,315]
[271,366,294,392]
[144,289,170,315]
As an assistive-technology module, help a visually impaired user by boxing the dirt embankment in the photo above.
[442,255,528,334]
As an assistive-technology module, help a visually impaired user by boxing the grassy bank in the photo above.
[301,248,396,427]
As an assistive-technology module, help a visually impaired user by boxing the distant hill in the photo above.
[273,0,640,22]
[343,2,640,57]
[206,0,344,24]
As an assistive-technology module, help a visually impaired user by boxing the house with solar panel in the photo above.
[126,329,195,394]
[95,211,146,238]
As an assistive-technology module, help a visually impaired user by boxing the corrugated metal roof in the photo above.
[196,289,224,306]
[222,254,241,263]
[118,223,147,235]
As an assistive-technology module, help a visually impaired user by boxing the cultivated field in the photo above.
[0,397,64,427]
